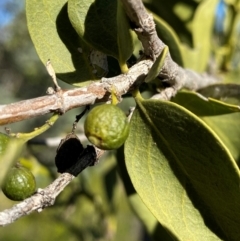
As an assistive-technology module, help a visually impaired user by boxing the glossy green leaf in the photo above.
[152,12,184,67]
[125,97,240,240]
[192,0,218,72]
[172,90,240,116]
[26,0,97,86]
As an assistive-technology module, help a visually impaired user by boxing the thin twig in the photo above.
[0,144,105,226]
[0,173,74,226]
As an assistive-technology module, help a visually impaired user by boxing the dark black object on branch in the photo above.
[55,133,97,176]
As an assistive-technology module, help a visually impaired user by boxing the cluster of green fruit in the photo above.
[0,134,36,201]
[0,103,129,201]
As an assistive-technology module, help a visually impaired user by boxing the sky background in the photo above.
[0,0,225,30]
[0,0,23,28]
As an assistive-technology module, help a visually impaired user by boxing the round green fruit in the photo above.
[2,165,36,201]
[84,104,130,150]
[0,133,10,156]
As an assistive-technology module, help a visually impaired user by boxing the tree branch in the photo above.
[0,173,74,226]
[0,145,105,226]
[0,0,221,226]
[0,60,152,125]
[0,0,220,127]
[121,0,219,99]
[0,1,220,125]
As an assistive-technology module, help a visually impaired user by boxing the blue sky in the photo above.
[0,0,23,27]
[0,0,227,33]
[0,0,225,28]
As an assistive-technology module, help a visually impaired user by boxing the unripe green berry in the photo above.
[84,104,129,150]
[2,165,36,201]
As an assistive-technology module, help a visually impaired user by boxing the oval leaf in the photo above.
[125,97,240,240]
[68,0,118,58]
[26,0,97,86]
[68,0,133,65]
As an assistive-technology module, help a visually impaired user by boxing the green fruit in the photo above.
[2,165,36,201]
[0,133,10,156]
[84,104,130,150]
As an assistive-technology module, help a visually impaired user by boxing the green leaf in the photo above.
[26,0,97,86]
[117,147,174,240]
[68,0,133,66]
[172,90,240,116]
[19,155,52,188]
[198,83,240,105]
[179,44,202,70]
[143,0,196,47]
[222,70,240,84]
[0,139,24,185]
[178,0,218,71]
[125,97,240,240]
[192,0,218,72]
[117,0,134,72]
[145,46,169,83]
[129,193,176,241]
[0,133,10,156]
[152,12,184,67]
[68,0,118,58]
[202,113,240,164]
